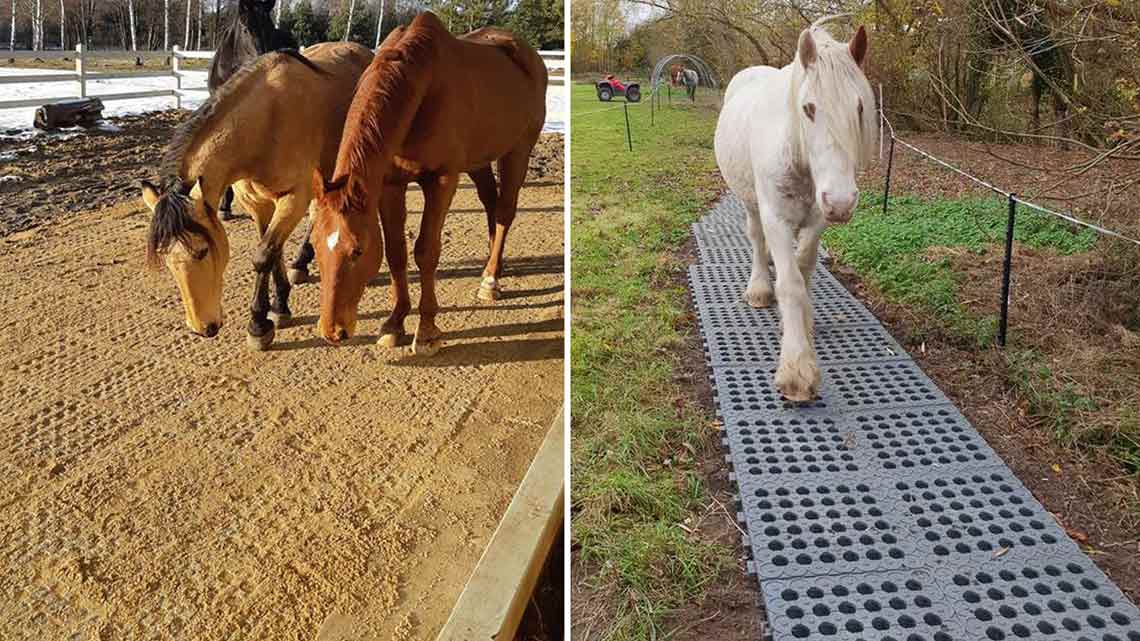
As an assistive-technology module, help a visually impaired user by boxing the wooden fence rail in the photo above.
[0,45,566,112]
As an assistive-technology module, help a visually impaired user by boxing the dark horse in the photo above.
[206,0,317,283]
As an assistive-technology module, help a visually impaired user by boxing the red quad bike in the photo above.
[596,74,641,102]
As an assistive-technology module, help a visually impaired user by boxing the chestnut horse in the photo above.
[141,42,372,349]
[309,11,547,354]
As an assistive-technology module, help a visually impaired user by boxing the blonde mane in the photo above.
[788,19,878,170]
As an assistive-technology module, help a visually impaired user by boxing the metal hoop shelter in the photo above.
[649,54,720,95]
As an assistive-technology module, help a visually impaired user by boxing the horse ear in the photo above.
[850,25,868,67]
[311,169,326,199]
[798,29,818,69]
[140,180,161,212]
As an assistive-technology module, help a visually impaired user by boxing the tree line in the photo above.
[2,0,562,53]
[573,0,1140,150]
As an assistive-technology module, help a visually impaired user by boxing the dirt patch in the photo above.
[0,109,565,237]
[0,129,564,638]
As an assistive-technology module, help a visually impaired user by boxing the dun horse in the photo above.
[141,42,372,349]
[714,19,877,400]
[309,12,547,354]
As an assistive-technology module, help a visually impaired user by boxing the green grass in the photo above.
[570,82,729,639]
[825,193,1096,346]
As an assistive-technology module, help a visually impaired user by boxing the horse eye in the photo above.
[191,247,208,261]
[858,100,864,116]
[803,103,816,121]
[350,247,363,259]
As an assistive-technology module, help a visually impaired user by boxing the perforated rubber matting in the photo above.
[689,194,1140,641]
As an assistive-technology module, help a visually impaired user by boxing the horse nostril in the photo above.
[203,322,219,338]
[336,328,349,342]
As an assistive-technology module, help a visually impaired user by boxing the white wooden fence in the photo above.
[0,46,566,112]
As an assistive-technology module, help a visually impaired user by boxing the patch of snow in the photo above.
[1,66,566,135]
[0,174,22,183]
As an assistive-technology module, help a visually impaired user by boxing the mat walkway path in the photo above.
[688,194,1140,641]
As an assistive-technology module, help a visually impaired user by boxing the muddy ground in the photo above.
[0,112,564,640]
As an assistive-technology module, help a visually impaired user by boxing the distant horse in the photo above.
[674,67,699,101]
[309,12,547,353]
[209,0,294,221]
[714,19,877,400]
[141,43,373,349]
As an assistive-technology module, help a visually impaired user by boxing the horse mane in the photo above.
[326,14,442,210]
[789,18,878,170]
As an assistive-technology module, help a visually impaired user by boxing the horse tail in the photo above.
[271,48,328,75]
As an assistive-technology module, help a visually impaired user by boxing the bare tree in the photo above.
[197,0,203,48]
[374,0,385,48]
[32,0,41,50]
[126,0,137,50]
[9,0,16,51]
[343,0,356,41]
[163,0,169,49]
[58,0,65,49]
[183,0,190,47]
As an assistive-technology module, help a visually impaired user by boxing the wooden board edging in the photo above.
[435,405,565,641]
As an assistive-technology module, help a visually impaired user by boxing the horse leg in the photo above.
[378,183,411,348]
[411,172,459,356]
[479,149,528,302]
[470,165,499,254]
[244,197,278,351]
[288,214,316,284]
[743,198,773,308]
[760,199,818,401]
[220,186,237,221]
[796,218,825,293]
[248,194,309,349]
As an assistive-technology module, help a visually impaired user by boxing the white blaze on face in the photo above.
[326,227,340,252]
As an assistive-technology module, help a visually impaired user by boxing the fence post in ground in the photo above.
[882,135,896,215]
[650,88,654,126]
[998,193,1017,347]
[75,44,85,98]
[172,45,182,110]
[623,103,632,152]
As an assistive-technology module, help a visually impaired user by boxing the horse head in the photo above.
[309,171,382,345]
[141,177,231,337]
[793,23,877,224]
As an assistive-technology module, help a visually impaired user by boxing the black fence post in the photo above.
[998,193,1017,347]
[624,103,633,152]
[650,88,654,126]
[882,135,896,215]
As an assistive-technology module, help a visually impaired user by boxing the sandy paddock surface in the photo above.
[0,127,564,639]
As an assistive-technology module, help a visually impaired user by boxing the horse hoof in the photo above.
[775,357,820,402]
[477,276,501,302]
[743,282,774,308]
[246,327,275,351]
[411,336,441,356]
[378,332,402,348]
[268,311,291,328]
[288,268,310,285]
[477,285,501,302]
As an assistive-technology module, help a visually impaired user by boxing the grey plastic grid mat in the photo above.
[689,193,1140,640]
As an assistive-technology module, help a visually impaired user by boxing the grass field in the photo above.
[569,83,734,639]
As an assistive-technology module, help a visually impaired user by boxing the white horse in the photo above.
[714,19,877,401]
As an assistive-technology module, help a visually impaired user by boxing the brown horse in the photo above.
[309,11,547,354]
[140,42,372,349]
